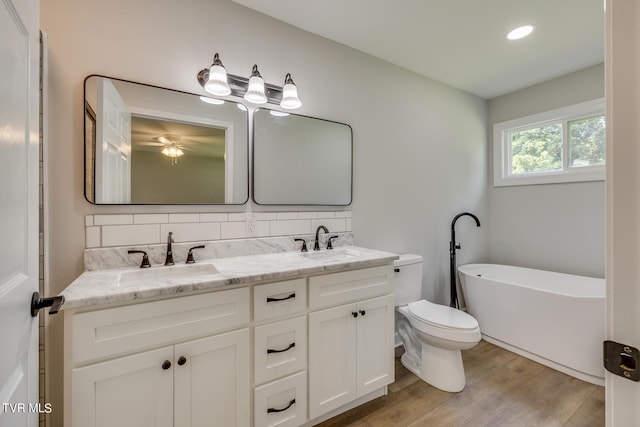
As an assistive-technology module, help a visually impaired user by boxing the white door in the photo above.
[0,0,40,425]
[356,295,395,396]
[605,0,640,425]
[95,77,131,203]
[174,328,250,427]
[71,347,174,427]
[308,303,357,419]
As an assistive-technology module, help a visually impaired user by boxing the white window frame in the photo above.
[493,98,605,187]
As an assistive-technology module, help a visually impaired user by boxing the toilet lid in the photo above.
[407,300,479,330]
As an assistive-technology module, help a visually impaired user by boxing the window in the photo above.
[493,98,605,186]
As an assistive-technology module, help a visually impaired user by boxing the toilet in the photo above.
[394,254,480,392]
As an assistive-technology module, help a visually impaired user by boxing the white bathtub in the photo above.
[458,263,605,385]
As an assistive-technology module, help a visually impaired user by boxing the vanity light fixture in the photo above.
[197,52,302,109]
[204,53,232,96]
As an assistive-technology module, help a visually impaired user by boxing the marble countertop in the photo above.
[60,246,399,310]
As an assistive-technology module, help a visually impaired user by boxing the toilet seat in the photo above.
[407,300,479,331]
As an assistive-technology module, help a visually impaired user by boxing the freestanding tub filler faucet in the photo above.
[449,212,481,309]
[165,232,175,266]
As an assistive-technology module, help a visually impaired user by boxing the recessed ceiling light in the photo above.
[507,25,535,40]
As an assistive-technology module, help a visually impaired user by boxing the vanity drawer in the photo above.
[253,278,307,322]
[254,316,307,385]
[308,265,394,309]
[71,287,250,366]
[254,371,307,427]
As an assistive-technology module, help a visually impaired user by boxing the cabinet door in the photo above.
[71,346,174,427]
[356,294,395,396]
[174,328,250,427]
[308,303,357,419]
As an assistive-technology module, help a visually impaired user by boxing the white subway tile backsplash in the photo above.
[169,213,199,223]
[254,212,277,221]
[134,214,169,224]
[200,213,228,222]
[161,222,221,242]
[335,211,352,218]
[221,221,247,239]
[85,210,351,249]
[102,224,160,247]
[86,226,101,248]
[228,212,248,221]
[297,211,318,219]
[317,211,336,219]
[276,212,298,220]
[94,214,134,226]
[312,218,347,232]
[270,219,312,236]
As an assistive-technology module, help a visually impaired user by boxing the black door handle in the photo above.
[162,360,172,370]
[177,356,187,366]
[30,292,65,317]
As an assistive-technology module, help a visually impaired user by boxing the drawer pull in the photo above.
[177,356,187,366]
[266,342,295,354]
[266,293,295,303]
[161,360,172,370]
[267,399,296,414]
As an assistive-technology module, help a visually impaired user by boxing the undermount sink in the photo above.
[299,248,363,263]
[118,263,219,285]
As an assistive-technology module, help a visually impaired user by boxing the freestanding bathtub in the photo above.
[458,263,605,386]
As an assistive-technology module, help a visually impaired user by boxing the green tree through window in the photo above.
[510,124,562,174]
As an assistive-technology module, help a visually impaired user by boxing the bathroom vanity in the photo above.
[61,246,397,427]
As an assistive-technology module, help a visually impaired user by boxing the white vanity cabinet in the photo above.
[64,287,251,427]
[307,266,395,420]
[253,278,308,427]
[63,255,397,427]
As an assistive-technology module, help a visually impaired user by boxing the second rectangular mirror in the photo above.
[253,108,352,206]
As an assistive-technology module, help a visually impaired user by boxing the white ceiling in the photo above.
[231,0,605,99]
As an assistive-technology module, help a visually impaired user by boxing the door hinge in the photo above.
[604,340,640,381]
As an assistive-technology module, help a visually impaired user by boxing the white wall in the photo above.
[41,0,487,422]
[487,64,605,278]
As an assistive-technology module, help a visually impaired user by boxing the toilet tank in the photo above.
[394,254,423,306]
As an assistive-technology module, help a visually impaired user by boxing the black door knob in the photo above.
[162,360,172,370]
[359,310,366,316]
[177,356,187,366]
[352,312,358,318]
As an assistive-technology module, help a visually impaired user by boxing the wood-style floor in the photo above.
[317,340,605,427]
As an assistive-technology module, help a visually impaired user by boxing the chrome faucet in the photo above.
[314,225,329,251]
[165,232,175,266]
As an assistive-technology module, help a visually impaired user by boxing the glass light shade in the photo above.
[161,145,184,158]
[280,82,302,109]
[244,75,267,104]
[204,64,231,96]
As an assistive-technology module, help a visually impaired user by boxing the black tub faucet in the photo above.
[314,225,329,251]
[165,232,175,266]
[449,212,481,308]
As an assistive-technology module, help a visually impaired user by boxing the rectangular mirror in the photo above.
[84,75,249,204]
[253,108,352,205]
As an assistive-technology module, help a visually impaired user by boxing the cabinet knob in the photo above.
[177,356,187,366]
[352,311,358,318]
[359,310,366,316]
[161,360,172,370]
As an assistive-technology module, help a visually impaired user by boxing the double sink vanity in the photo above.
[61,241,398,427]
